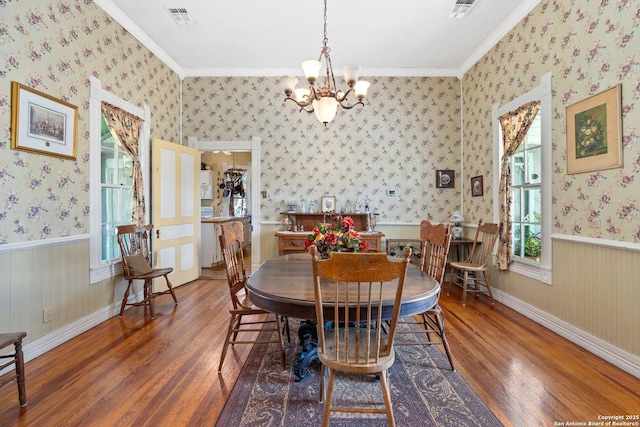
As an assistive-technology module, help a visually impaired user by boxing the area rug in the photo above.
[216,320,502,426]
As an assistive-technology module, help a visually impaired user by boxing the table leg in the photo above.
[293,320,319,381]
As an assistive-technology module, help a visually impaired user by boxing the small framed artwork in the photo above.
[11,81,78,160]
[435,170,455,189]
[320,196,336,213]
[471,175,483,197]
[566,84,622,174]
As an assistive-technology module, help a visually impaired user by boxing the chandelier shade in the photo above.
[282,0,370,125]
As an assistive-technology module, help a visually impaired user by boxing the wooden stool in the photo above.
[0,332,27,407]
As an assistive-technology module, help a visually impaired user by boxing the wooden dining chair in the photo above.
[395,220,455,370]
[116,224,178,319]
[218,221,288,372]
[309,245,411,427]
[0,332,27,407]
[447,220,500,306]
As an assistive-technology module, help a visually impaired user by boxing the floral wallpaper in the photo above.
[182,76,463,224]
[0,0,180,244]
[463,0,640,242]
[2,0,637,246]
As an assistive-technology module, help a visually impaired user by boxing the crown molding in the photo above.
[460,0,541,76]
[93,0,186,79]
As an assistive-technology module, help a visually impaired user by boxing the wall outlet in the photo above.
[43,308,52,323]
[386,189,397,196]
[261,190,267,199]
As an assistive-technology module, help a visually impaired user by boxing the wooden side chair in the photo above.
[218,221,288,372]
[395,220,455,370]
[116,224,178,319]
[0,332,27,407]
[447,221,500,306]
[309,245,411,427]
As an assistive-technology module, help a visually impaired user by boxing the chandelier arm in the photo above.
[337,99,365,110]
[285,96,313,109]
[335,88,354,103]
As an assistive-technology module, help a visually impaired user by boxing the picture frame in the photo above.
[471,175,483,197]
[435,170,455,189]
[320,196,336,213]
[10,81,78,160]
[566,84,622,174]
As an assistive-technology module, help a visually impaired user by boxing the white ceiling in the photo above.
[96,0,540,79]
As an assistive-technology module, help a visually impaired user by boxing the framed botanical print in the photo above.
[435,170,454,189]
[566,84,622,174]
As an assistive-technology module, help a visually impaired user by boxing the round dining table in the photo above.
[246,252,441,321]
[245,252,440,380]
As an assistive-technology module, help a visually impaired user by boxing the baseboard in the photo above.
[0,291,141,376]
[493,289,640,379]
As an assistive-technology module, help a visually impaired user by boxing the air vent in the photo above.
[166,7,198,26]
[449,0,477,18]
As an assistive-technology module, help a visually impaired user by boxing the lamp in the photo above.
[450,211,464,240]
[281,0,370,125]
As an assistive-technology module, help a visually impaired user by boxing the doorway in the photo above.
[190,137,262,272]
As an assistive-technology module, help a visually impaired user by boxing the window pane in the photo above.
[512,152,525,186]
[513,188,522,222]
[523,187,541,223]
[121,188,133,222]
[101,115,115,150]
[513,223,523,257]
[528,146,541,184]
[101,223,119,261]
[524,223,541,259]
[101,147,115,185]
[118,153,134,186]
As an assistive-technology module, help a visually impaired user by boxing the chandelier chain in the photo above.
[323,0,328,47]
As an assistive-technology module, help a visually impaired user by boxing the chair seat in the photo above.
[0,332,26,348]
[128,267,173,280]
[449,261,484,271]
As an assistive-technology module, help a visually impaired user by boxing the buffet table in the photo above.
[275,231,384,255]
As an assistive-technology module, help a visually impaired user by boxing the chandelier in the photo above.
[281,0,371,125]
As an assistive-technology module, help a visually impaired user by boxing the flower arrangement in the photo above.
[304,215,368,259]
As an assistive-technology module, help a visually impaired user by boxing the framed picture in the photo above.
[320,196,336,213]
[471,175,483,197]
[566,84,622,174]
[10,81,78,160]
[435,170,454,189]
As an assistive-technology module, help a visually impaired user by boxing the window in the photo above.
[100,115,133,261]
[89,77,150,284]
[510,113,541,261]
[492,72,552,284]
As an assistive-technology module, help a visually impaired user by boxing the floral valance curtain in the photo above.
[101,102,146,225]
[496,101,540,270]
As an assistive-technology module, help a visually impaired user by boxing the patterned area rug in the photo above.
[216,320,503,427]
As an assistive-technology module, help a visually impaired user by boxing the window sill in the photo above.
[90,260,123,285]
[509,257,552,285]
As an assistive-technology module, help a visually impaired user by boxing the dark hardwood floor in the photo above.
[1,269,638,426]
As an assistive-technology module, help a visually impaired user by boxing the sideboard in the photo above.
[275,231,384,255]
[280,212,378,232]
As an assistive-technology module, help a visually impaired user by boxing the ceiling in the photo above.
[97,0,540,79]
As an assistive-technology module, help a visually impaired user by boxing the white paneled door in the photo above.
[152,139,200,289]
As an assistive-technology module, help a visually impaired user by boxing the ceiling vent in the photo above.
[166,7,198,27]
[449,0,477,18]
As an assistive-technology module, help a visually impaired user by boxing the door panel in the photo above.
[152,139,200,288]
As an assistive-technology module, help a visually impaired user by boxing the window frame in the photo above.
[511,114,542,260]
[89,76,150,284]
[492,72,553,285]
